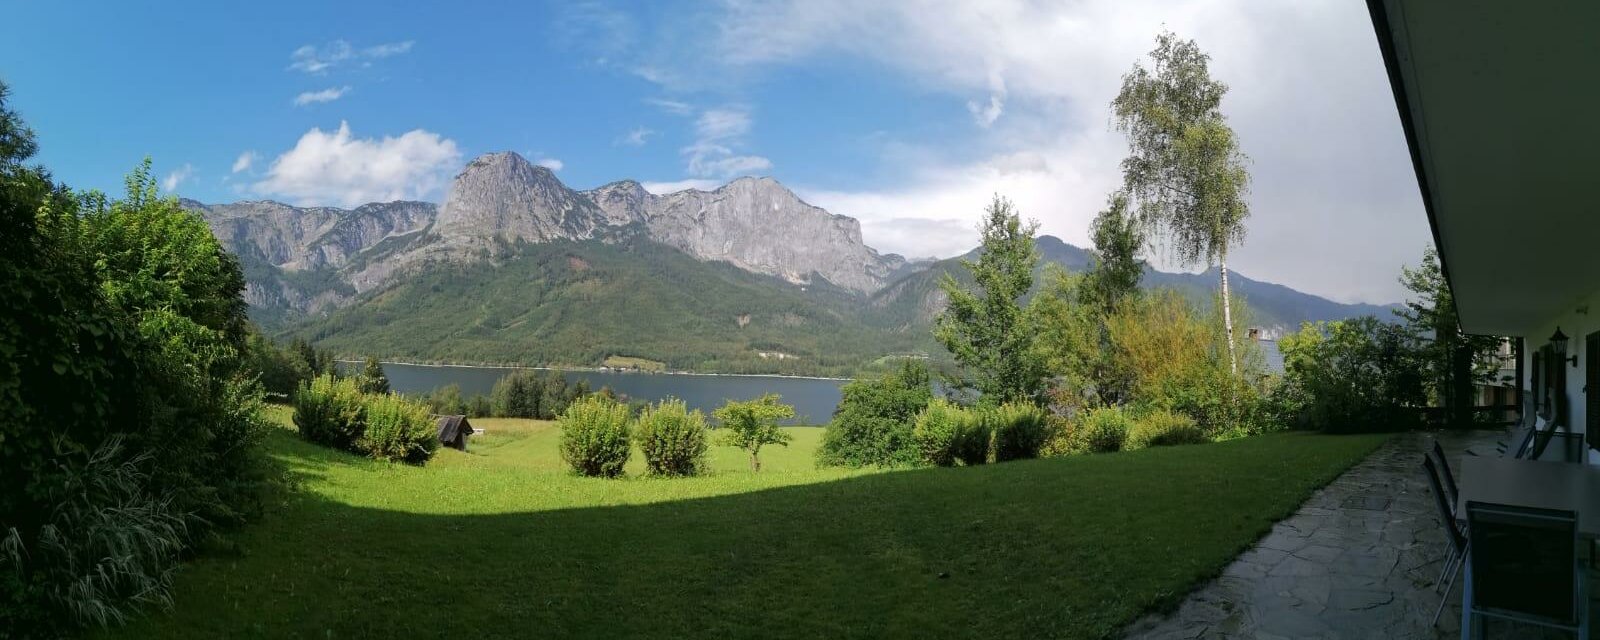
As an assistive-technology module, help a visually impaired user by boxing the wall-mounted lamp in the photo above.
[1551,326,1579,367]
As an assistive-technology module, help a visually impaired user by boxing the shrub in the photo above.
[713,394,795,472]
[1126,409,1206,450]
[952,409,992,466]
[359,394,439,464]
[991,402,1051,462]
[558,395,633,477]
[1069,406,1133,453]
[635,398,709,476]
[913,398,970,466]
[819,360,932,468]
[293,374,367,452]
[1278,317,1426,433]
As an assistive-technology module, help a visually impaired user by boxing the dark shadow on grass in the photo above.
[112,432,1389,640]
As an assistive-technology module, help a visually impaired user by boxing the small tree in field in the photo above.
[713,394,794,472]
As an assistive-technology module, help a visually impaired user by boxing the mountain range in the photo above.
[188,151,1396,376]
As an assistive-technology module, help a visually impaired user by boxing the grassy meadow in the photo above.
[104,407,1389,639]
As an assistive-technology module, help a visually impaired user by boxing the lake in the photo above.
[368,340,1281,425]
[376,363,846,424]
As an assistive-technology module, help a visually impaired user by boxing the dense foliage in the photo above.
[1113,30,1252,373]
[989,401,1051,462]
[818,360,932,468]
[935,195,1047,404]
[713,395,795,472]
[0,83,267,634]
[491,369,589,419]
[1068,406,1134,454]
[293,374,438,463]
[359,393,439,464]
[293,375,368,452]
[557,395,633,478]
[634,398,709,476]
[1126,409,1206,450]
[1277,317,1425,433]
[357,356,389,395]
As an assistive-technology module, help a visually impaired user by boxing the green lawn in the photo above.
[105,408,1388,639]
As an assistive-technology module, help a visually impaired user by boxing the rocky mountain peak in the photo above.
[435,151,605,245]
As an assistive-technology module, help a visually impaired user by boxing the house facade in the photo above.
[1367,0,1600,461]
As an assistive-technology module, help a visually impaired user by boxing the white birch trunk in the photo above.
[1220,251,1238,376]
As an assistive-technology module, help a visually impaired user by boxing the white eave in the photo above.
[1367,0,1600,336]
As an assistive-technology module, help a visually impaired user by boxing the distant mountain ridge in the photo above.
[187,151,1396,374]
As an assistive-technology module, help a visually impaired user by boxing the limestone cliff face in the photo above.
[586,176,898,292]
[434,152,615,246]
[192,151,908,316]
[192,198,436,272]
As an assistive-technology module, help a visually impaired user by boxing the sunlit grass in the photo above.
[107,408,1388,639]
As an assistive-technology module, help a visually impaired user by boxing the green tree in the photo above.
[1113,31,1251,374]
[713,394,795,472]
[934,195,1046,404]
[358,356,389,394]
[818,359,933,467]
[1082,191,1145,317]
[1397,246,1504,426]
[1027,267,1107,408]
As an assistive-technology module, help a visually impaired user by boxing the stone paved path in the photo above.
[1122,429,1576,639]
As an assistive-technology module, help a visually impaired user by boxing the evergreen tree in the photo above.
[358,356,389,394]
[1082,191,1145,318]
[934,195,1046,404]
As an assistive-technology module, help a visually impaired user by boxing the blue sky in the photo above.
[0,1,1430,304]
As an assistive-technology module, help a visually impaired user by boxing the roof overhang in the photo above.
[1367,0,1600,336]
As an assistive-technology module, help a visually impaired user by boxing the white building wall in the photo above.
[1515,287,1600,465]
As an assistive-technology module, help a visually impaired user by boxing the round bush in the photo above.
[359,393,440,464]
[293,374,366,452]
[636,398,709,476]
[1126,408,1206,450]
[913,399,970,466]
[558,395,633,478]
[991,402,1050,462]
[1069,406,1133,454]
[952,408,992,466]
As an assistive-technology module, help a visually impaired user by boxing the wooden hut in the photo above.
[435,415,474,450]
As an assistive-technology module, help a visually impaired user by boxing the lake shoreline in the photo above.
[336,359,853,382]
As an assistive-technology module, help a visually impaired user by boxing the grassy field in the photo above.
[601,355,667,372]
[105,408,1388,639]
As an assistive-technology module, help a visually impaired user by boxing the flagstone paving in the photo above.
[1121,429,1587,639]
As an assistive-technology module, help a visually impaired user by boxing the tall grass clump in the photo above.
[1126,408,1206,450]
[635,398,709,476]
[293,374,367,452]
[359,393,440,464]
[2,438,188,630]
[991,402,1051,462]
[559,395,633,477]
[1070,406,1133,453]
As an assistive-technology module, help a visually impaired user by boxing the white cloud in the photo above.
[162,163,194,192]
[688,0,1425,303]
[642,179,722,194]
[681,106,771,178]
[645,97,693,115]
[288,39,414,74]
[617,126,655,146]
[293,86,350,106]
[231,151,257,174]
[252,121,462,207]
[536,157,564,171]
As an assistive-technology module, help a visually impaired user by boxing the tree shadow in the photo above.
[110,432,1386,639]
